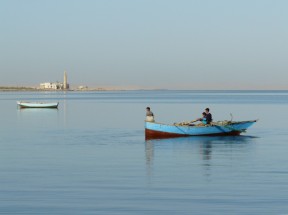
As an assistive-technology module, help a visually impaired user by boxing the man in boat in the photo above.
[187,112,207,126]
[146,107,155,122]
[205,108,213,124]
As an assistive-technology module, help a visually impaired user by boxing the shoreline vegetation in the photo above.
[0,86,37,91]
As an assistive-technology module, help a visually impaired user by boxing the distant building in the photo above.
[40,82,63,90]
[39,71,69,90]
[78,85,88,90]
[63,70,69,90]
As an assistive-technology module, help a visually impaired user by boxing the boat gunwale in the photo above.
[145,120,258,128]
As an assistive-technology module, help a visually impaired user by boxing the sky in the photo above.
[0,0,288,89]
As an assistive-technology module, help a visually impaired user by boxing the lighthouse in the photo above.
[63,70,69,90]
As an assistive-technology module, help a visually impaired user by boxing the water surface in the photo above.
[0,90,288,214]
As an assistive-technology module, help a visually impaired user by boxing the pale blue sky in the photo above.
[1,0,287,89]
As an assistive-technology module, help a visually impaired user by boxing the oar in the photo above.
[189,119,198,123]
[174,119,198,125]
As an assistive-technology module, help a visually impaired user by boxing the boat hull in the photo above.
[145,120,256,139]
[17,101,59,108]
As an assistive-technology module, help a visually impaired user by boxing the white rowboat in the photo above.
[17,101,59,108]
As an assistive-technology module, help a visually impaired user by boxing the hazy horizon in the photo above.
[1,0,288,90]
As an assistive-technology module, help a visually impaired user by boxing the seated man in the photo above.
[145,107,155,122]
[189,112,207,126]
[205,108,213,124]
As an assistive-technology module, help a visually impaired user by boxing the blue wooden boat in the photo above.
[17,101,59,108]
[145,120,257,139]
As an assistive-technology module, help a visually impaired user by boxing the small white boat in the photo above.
[17,101,59,108]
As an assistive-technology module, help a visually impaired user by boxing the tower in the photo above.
[63,70,69,90]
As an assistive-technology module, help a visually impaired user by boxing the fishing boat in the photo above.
[17,101,59,108]
[145,120,257,139]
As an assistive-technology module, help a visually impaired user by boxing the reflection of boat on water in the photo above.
[145,135,257,162]
[146,135,257,145]
[17,101,59,108]
[18,107,58,113]
[145,120,257,140]
[145,135,258,178]
[17,105,59,117]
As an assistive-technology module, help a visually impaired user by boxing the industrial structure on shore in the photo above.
[40,71,69,90]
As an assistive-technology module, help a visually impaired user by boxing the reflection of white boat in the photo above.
[17,101,59,108]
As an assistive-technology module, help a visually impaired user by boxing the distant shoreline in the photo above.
[0,86,287,92]
[0,87,155,92]
[0,88,123,92]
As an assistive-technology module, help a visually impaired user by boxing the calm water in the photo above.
[1,90,288,215]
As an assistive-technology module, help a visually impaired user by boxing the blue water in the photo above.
[0,90,288,214]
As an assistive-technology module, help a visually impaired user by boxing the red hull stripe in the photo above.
[145,128,241,140]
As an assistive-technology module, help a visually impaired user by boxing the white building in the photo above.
[40,82,64,90]
[39,71,69,90]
